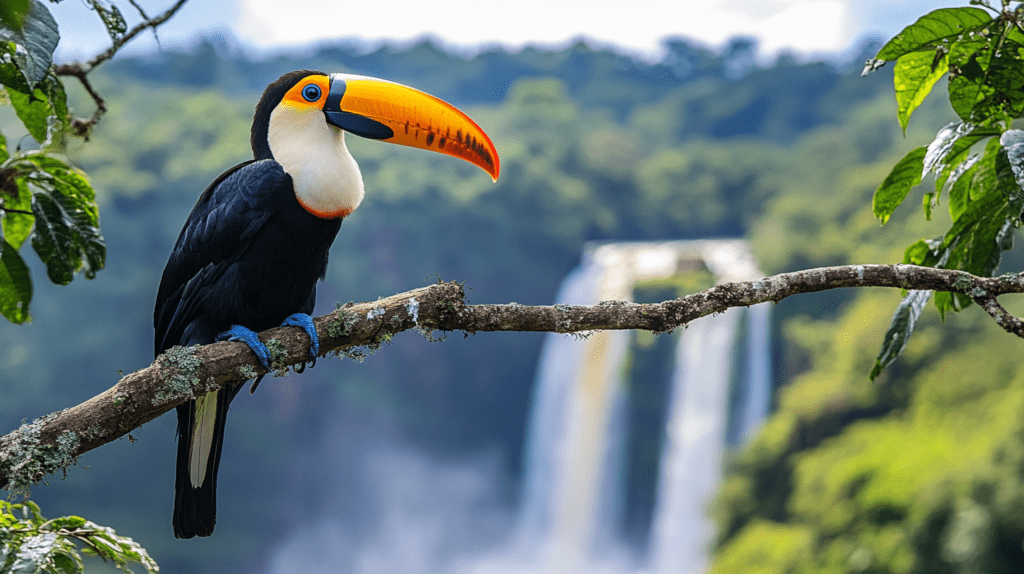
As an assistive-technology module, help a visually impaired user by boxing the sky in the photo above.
[50,0,963,63]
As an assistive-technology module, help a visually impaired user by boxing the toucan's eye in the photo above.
[301,84,322,102]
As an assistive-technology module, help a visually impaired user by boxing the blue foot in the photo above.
[218,325,272,372]
[282,313,319,368]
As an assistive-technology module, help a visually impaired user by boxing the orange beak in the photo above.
[323,73,499,181]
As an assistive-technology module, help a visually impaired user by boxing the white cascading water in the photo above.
[736,302,772,445]
[514,246,634,573]
[513,240,771,574]
[646,308,740,574]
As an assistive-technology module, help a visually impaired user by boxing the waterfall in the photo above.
[516,257,619,555]
[646,310,740,574]
[270,239,772,574]
[514,240,772,573]
[735,302,772,445]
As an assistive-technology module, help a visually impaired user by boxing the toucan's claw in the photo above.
[282,313,319,365]
[219,325,272,372]
[295,361,306,374]
[249,374,266,394]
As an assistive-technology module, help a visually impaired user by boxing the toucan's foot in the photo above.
[282,313,319,369]
[218,325,272,372]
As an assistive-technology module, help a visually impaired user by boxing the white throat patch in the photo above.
[267,104,364,218]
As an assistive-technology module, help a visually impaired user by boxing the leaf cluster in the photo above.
[867,1,1024,378]
[0,500,157,573]
[0,0,113,324]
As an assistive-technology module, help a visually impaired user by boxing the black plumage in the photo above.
[154,71,342,539]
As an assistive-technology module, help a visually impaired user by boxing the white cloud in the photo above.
[50,0,962,62]
[232,0,855,57]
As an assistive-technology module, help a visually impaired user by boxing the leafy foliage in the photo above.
[0,500,157,573]
[869,289,931,380]
[872,146,926,224]
[86,0,126,43]
[866,0,1024,378]
[0,0,115,323]
[0,0,58,91]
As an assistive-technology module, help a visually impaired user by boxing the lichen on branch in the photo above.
[3,264,1024,494]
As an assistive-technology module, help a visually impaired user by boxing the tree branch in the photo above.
[53,0,188,137]
[3,263,1024,493]
[50,64,107,138]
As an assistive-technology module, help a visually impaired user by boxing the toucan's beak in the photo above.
[324,74,500,181]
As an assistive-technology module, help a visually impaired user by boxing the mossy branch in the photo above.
[3,264,1024,493]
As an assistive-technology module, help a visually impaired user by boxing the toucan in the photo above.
[154,70,499,538]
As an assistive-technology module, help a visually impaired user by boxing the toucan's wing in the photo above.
[153,159,292,355]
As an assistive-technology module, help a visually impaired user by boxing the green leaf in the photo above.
[894,50,949,133]
[947,154,979,222]
[945,192,1015,280]
[0,0,28,33]
[41,77,68,139]
[922,122,996,177]
[15,152,99,215]
[43,517,85,531]
[970,137,1023,212]
[2,72,67,146]
[0,0,59,90]
[923,122,964,173]
[49,551,82,574]
[0,238,31,323]
[948,38,992,121]
[77,522,157,573]
[0,41,31,94]
[7,87,51,143]
[0,535,17,572]
[23,501,43,524]
[999,129,1024,193]
[3,176,35,249]
[948,213,1014,311]
[85,0,125,42]
[948,36,1024,124]
[874,7,991,61]
[930,125,995,193]
[873,146,927,224]
[935,290,954,318]
[861,58,886,77]
[28,170,105,285]
[8,532,58,574]
[870,289,932,380]
[903,239,931,265]
[0,130,8,163]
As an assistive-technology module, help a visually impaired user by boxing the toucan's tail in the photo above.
[173,387,236,538]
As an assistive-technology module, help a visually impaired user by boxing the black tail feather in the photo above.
[172,387,236,538]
